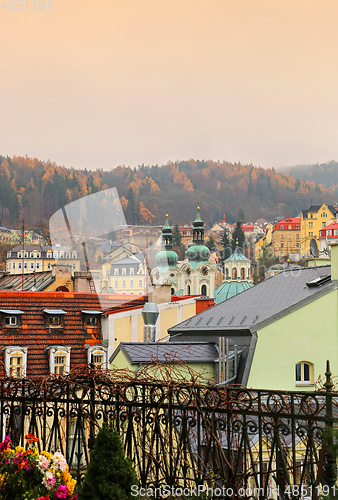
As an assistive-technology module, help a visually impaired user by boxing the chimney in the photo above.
[142,302,159,342]
[195,297,215,314]
[330,243,338,280]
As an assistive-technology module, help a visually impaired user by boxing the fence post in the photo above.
[324,360,336,492]
[88,375,96,452]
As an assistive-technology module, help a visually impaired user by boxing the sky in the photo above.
[1,0,338,171]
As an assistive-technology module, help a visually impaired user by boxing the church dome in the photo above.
[156,249,178,268]
[155,214,178,269]
[214,280,253,304]
[186,207,210,263]
[186,245,210,262]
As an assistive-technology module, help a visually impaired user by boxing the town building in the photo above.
[169,243,338,391]
[214,245,253,304]
[100,243,147,294]
[300,204,336,257]
[116,225,162,253]
[151,209,217,297]
[6,245,81,275]
[272,217,301,260]
[318,221,338,253]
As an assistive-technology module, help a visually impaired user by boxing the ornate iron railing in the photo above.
[0,368,337,498]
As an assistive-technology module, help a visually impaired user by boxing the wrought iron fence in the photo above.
[0,368,337,499]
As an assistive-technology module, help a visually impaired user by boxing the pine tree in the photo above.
[231,221,245,251]
[205,234,216,251]
[79,423,138,500]
[172,223,182,247]
[221,229,231,260]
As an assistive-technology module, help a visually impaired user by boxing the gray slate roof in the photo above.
[169,265,335,335]
[110,342,219,364]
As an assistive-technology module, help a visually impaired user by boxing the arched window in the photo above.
[187,285,190,295]
[248,269,250,279]
[232,268,237,279]
[114,268,118,275]
[226,268,229,279]
[122,268,126,275]
[130,268,134,275]
[241,268,245,279]
[201,284,207,296]
[295,362,313,384]
[171,288,175,295]
[53,251,58,259]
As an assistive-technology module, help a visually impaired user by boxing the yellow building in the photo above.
[272,217,301,260]
[6,245,81,275]
[300,204,336,257]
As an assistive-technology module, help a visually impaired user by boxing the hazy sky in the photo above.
[1,0,338,171]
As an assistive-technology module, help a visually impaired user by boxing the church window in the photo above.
[201,285,207,296]
[241,268,245,279]
[232,268,237,279]
[226,268,229,279]
[187,285,190,295]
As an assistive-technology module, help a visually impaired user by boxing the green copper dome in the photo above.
[155,214,178,269]
[214,280,254,304]
[186,206,210,263]
[186,244,210,262]
[156,249,178,268]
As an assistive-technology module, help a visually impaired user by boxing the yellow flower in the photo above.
[41,450,52,459]
[15,446,25,454]
[67,477,76,495]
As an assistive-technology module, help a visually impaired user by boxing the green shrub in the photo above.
[79,423,138,500]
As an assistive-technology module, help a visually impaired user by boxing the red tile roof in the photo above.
[0,291,147,377]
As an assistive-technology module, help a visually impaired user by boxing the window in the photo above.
[24,252,28,258]
[72,264,76,270]
[55,356,66,375]
[114,268,118,275]
[53,251,58,258]
[122,280,126,287]
[122,268,126,275]
[296,225,299,229]
[12,263,15,269]
[3,347,27,378]
[308,232,313,237]
[60,251,64,258]
[281,234,284,239]
[86,316,99,326]
[66,252,70,258]
[47,346,71,375]
[47,251,52,258]
[87,345,107,370]
[139,280,142,287]
[281,225,284,230]
[47,262,51,270]
[310,214,313,218]
[130,268,134,275]
[30,262,34,269]
[226,268,229,279]
[296,234,299,239]
[241,268,245,279]
[24,262,27,269]
[30,252,34,258]
[7,263,11,270]
[281,243,284,248]
[72,252,77,259]
[130,280,134,287]
[49,316,62,327]
[5,316,18,327]
[10,356,22,378]
[114,280,118,288]
[201,284,207,296]
[288,225,291,230]
[295,361,313,384]
[322,222,326,228]
[36,262,40,270]
[18,252,21,258]
[232,268,237,279]
[296,242,300,248]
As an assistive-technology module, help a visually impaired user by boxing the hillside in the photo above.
[1,155,337,229]
[279,160,338,191]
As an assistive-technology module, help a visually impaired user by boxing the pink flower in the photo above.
[0,435,11,452]
[42,470,56,490]
[38,455,50,471]
[55,485,68,499]
[52,452,67,472]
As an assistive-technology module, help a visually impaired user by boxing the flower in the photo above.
[0,436,11,452]
[51,452,67,472]
[25,433,39,444]
[54,484,68,499]
[42,470,56,490]
[37,455,50,471]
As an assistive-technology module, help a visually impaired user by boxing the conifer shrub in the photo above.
[79,423,138,500]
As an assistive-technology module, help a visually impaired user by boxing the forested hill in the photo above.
[279,160,338,190]
[1,155,337,229]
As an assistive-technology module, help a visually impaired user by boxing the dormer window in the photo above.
[66,252,70,259]
[44,309,67,329]
[0,309,24,328]
[47,251,52,258]
[60,251,64,258]
[53,251,58,259]
[47,346,71,375]
[72,252,77,259]
[82,310,102,328]
[114,268,118,275]
[122,268,126,275]
[86,345,107,370]
[2,346,27,378]
[130,268,134,275]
